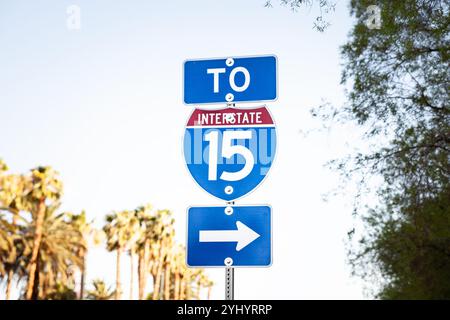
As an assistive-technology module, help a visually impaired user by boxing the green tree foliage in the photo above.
[0,213,15,277]
[86,279,116,300]
[22,166,64,299]
[265,0,336,31]
[26,207,85,299]
[366,187,450,299]
[103,206,213,300]
[0,164,89,300]
[1,161,213,300]
[67,211,92,299]
[44,282,78,300]
[316,0,449,298]
[103,210,140,300]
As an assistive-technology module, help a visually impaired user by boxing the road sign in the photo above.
[183,55,277,104]
[187,205,272,267]
[183,105,277,201]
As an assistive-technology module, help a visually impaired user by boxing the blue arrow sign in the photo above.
[187,205,272,267]
[183,55,277,104]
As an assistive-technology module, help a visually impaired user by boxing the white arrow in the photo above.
[199,221,260,251]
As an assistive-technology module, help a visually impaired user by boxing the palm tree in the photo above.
[176,268,212,300]
[127,212,141,300]
[196,270,213,300]
[0,165,29,300]
[179,267,190,300]
[0,162,12,279]
[0,214,14,293]
[21,205,85,299]
[189,269,202,300]
[22,167,63,300]
[103,210,139,300]
[171,244,185,300]
[134,204,156,300]
[67,211,92,299]
[44,282,77,300]
[163,252,171,300]
[0,219,20,300]
[0,172,27,225]
[86,279,115,300]
[2,158,214,300]
[206,279,214,300]
[1,164,83,300]
[149,210,175,300]
[0,162,23,300]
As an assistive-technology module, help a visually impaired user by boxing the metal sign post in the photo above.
[225,267,234,300]
[225,200,234,301]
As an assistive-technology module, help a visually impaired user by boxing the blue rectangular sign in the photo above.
[187,205,272,267]
[183,55,277,104]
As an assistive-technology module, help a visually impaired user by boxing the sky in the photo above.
[0,0,370,299]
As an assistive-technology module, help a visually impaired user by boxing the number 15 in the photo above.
[205,130,254,181]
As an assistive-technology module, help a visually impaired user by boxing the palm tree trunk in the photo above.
[174,273,180,300]
[39,268,46,300]
[47,265,54,292]
[142,241,150,298]
[207,287,211,300]
[164,263,170,300]
[185,277,191,300]
[152,247,165,301]
[138,250,143,300]
[6,209,17,300]
[159,272,164,300]
[152,262,163,300]
[79,251,86,300]
[5,270,13,300]
[180,277,186,300]
[115,247,122,300]
[196,284,201,300]
[129,251,134,300]
[138,243,149,300]
[31,254,41,300]
[26,199,45,300]
[150,273,156,299]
